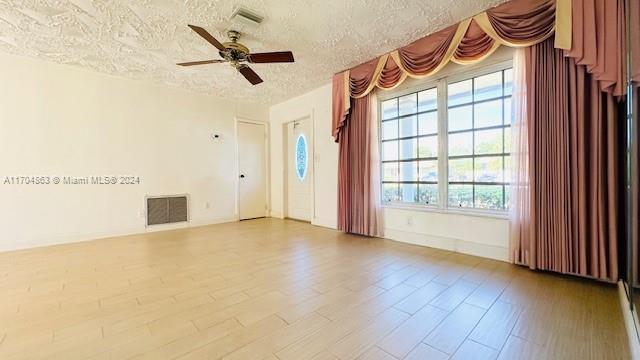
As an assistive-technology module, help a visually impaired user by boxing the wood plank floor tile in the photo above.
[393,281,447,315]
[468,300,521,350]
[223,312,330,360]
[377,304,448,359]
[402,267,440,288]
[423,302,486,354]
[131,318,243,360]
[451,339,499,360]
[428,279,478,312]
[356,346,397,360]
[176,315,286,360]
[497,335,547,360]
[333,283,416,320]
[374,266,420,290]
[404,343,449,360]
[315,285,386,321]
[0,218,629,359]
[276,286,354,324]
[275,313,369,360]
[464,276,510,309]
[329,307,409,360]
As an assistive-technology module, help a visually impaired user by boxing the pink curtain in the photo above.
[454,20,497,62]
[332,72,349,142]
[509,49,530,267]
[511,37,619,281]
[332,0,568,142]
[632,0,640,84]
[337,93,382,236]
[510,0,626,282]
[333,0,570,237]
[565,0,626,96]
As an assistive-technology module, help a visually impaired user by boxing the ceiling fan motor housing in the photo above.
[221,30,250,65]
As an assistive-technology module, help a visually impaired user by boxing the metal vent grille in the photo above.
[230,6,264,26]
[146,195,188,226]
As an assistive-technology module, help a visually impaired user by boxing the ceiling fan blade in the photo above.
[238,66,263,85]
[177,59,226,66]
[187,24,226,52]
[248,51,294,63]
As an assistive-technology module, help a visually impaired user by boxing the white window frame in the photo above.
[378,60,513,219]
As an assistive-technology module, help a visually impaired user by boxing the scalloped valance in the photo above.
[332,0,572,142]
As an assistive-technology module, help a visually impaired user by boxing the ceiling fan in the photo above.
[177,25,295,85]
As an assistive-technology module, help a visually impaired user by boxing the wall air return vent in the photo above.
[146,195,189,226]
[230,7,264,27]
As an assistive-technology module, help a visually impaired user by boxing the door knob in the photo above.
[239,174,245,178]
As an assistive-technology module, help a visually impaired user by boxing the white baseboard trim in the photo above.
[383,228,509,262]
[143,216,237,232]
[189,216,238,227]
[312,217,337,230]
[2,215,504,263]
[618,281,640,360]
[0,227,142,253]
[0,216,238,253]
[269,211,284,219]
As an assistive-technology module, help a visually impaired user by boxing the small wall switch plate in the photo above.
[406,216,413,227]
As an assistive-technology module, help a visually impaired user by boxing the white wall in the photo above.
[383,208,509,261]
[268,49,513,261]
[269,83,338,229]
[1,47,511,260]
[0,52,268,252]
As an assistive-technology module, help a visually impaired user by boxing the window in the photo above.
[295,134,308,180]
[381,87,439,205]
[447,69,511,210]
[379,65,512,213]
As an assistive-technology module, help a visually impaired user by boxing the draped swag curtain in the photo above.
[334,0,627,283]
[333,0,573,237]
[332,0,572,142]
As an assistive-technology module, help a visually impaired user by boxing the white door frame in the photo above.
[281,111,315,222]
[234,117,270,220]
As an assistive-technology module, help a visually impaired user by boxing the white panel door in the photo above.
[287,118,312,221]
[237,121,267,220]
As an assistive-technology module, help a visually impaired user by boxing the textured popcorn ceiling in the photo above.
[0,0,505,104]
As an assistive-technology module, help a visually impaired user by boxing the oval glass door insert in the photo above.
[295,134,308,180]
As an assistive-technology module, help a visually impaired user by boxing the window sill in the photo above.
[382,203,509,220]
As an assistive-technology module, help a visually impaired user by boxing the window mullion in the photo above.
[395,99,400,200]
[502,70,506,209]
[379,64,512,212]
[437,79,448,209]
[415,94,419,203]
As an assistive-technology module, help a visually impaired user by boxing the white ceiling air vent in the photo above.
[230,7,264,28]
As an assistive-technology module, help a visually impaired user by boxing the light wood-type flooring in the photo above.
[0,218,629,359]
